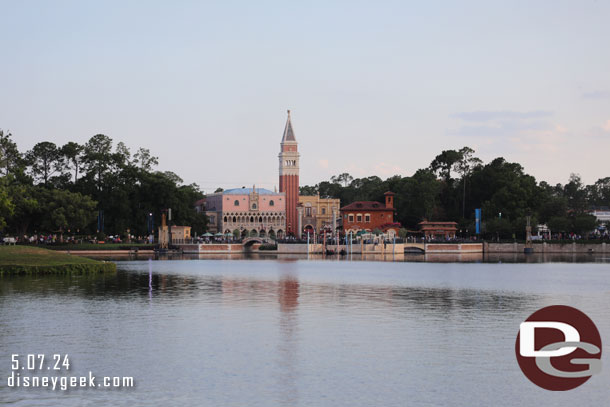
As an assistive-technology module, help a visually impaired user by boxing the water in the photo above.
[1,259,610,406]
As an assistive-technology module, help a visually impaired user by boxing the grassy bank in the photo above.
[0,246,116,275]
[31,243,156,251]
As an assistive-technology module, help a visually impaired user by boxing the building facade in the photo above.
[340,192,400,236]
[418,221,458,239]
[279,110,300,236]
[298,195,341,236]
[205,187,286,238]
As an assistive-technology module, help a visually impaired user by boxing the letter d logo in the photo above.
[515,305,602,391]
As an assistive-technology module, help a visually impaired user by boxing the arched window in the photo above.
[269,200,274,206]
[259,216,262,223]
[252,203,257,209]
[234,200,239,206]
[250,216,254,222]
[224,216,228,223]
[232,216,236,223]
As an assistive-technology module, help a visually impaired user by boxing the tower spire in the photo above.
[281,109,296,143]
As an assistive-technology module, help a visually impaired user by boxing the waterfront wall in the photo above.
[181,244,248,254]
[484,242,608,253]
[425,243,483,253]
[277,242,405,254]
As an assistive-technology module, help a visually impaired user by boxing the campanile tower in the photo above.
[279,110,300,236]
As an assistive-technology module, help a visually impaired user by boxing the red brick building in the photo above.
[340,192,400,236]
[279,110,299,236]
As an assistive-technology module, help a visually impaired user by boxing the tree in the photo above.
[572,215,598,236]
[133,148,158,171]
[0,130,22,177]
[430,149,462,182]
[299,185,317,195]
[60,142,84,184]
[6,184,42,238]
[398,228,408,239]
[331,173,353,187]
[564,173,587,214]
[547,216,570,234]
[484,218,513,240]
[39,189,97,241]
[0,179,15,231]
[26,142,63,186]
[83,134,114,191]
[114,142,132,169]
[588,177,610,207]
[455,147,482,219]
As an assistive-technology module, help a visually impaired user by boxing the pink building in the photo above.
[205,186,286,238]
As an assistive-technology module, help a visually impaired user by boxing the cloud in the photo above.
[582,90,610,100]
[372,162,408,177]
[453,110,553,122]
[447,121,553,138]
[447,109,567,154]
[603,120,610,132]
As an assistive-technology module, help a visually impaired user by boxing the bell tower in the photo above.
[279,110,300,236]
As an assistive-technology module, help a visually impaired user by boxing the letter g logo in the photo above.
[515,305,602,391]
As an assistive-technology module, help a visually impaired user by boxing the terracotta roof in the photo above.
[341,201,391,211]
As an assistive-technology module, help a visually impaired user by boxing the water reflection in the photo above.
[0,266,536,315]
[277,274,299,406]
[2,260,610,407]
[84,251,610,263]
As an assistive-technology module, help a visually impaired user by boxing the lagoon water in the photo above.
[1,257,610,406]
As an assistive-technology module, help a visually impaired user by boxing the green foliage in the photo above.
[484,218,514,239]
[39,189,97,235]
[398,228,408,239]
[547,216,571,233]
[572,215,598,235]
[25,142,63,186]
[0,132,207,238]
[0,178,15,230]
[0,130,606,242]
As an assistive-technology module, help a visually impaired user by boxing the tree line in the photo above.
[1,129,607,241]
[300,147,608,239]
[0,130,207,241]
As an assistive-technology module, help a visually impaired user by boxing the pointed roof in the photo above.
[281,109,296,143]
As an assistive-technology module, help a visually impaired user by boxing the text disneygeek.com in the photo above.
[7,354,134,391]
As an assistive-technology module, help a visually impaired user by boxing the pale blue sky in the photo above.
[1,0,609,193]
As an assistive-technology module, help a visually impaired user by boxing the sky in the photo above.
[1,0,609,194]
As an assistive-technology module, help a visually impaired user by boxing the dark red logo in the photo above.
[515,305,602,391]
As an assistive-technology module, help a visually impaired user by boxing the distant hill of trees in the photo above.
[300,147,608,239]
[0,130,207,240]
[1,128,607,241]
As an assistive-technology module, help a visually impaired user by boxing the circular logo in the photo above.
[515,305,602,391]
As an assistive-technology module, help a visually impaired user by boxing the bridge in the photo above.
[242,237,272,246]
[403,243,425,252]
